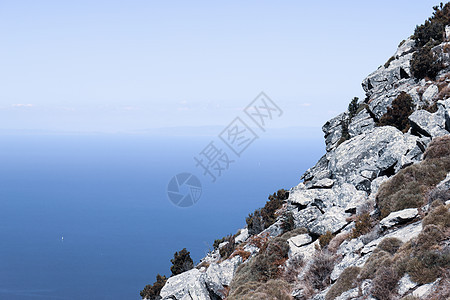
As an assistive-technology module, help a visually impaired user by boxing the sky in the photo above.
[0,0,442,134]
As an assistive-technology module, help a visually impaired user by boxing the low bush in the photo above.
[423,203,450,229]
[229,236,290,293]
[170,248,194,276]
[281,211,295,233]
[140,274,168,300]
[411,46,444,79]
[423,135,450,159]
[352,213,372,239]
[360,250,393,280]
[282,255,304,283]
[376,237,403,255]
[378,92,414,132]
[319,231,334,248]
[303,250,336,291]
[327,232,350,253]
[371,266,400,300]
[219,235,236,259]
[325,266,360,300]
[393,224,450,285]
[376,136,450,217]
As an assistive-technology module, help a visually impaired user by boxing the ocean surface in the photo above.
[0,132,324,299]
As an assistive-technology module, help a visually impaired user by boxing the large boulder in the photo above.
[160,269,210,300]
[326,126,421,186]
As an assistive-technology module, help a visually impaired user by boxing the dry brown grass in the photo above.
[325,266,360,300]
[228,279,293,300]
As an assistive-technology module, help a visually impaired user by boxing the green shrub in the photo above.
[170,248,194,276]
[325,266,360,300]
[140,274,167,300]
[410,3,450,79]
[411,46,443,79]
[246,189,289,235]
[378,92,414,132]
[413,3,450,48]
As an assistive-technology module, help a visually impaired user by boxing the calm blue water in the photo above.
[0,132,323,299]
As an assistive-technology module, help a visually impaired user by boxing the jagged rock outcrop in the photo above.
[148,12,450,300]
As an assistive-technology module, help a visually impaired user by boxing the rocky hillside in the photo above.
[143,4,450,300]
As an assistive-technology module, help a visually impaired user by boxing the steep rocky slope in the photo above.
[145,5,450,300]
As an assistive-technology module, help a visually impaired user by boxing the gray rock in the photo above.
[204,256,241,298]
[302,154,331,182]
[323,112,347,152]
[412,278,441,298]
[234,228,249,244]
[327,127,419,186]
[422,84,439,103]
[397,274,417,296]
[160,269,210,300]
[360,279,372,296]
[310,178,335,189]
[335,287,359,300]
[261,219,283,238]
[348,109,376,137]
[289,240,320,261]
[379,208,418,230]
[309,206,350,235]
[409,109,448,138]
[361,221,422,255]
[292,206,322,228]
[288,234,312,248]
[330,252,361,281]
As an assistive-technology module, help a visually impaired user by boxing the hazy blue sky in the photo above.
[0,1,441,133]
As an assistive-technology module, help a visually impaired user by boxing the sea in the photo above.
[0,130,324,299]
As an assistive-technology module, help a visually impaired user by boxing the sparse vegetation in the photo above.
[228,279,293,300]
[229,236,290,292]
[376,135,450,217]
[246,189,289,235]
[371,265,400,300]
[378,91,414,132]
[219,235,236,259]
[303,250,335,291]
[325,266,360,300]
[319,231,334,248]
[351,212,372,239]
